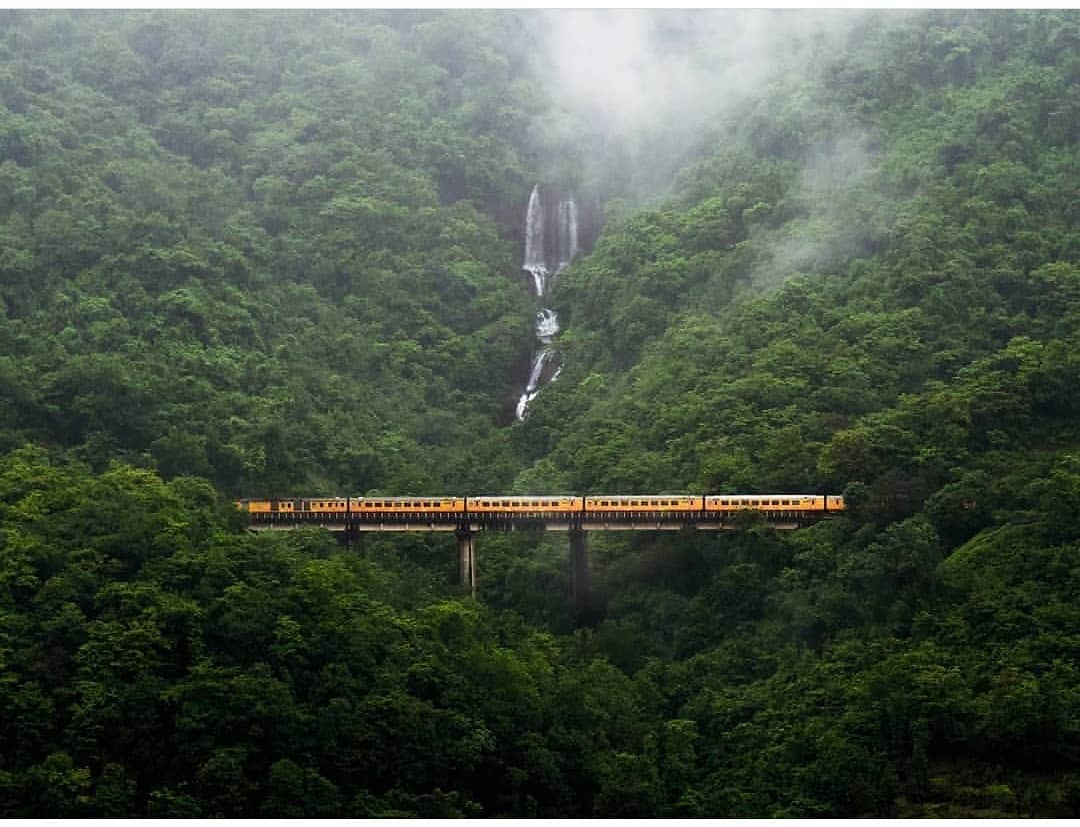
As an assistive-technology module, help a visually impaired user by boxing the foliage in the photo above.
[1,8,1079,817]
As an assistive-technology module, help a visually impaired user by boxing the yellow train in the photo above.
[236,494,845,520]
[704,494,845,512]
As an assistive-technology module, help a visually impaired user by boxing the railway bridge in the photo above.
[241,494,844,607]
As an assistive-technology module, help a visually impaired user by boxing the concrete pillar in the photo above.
[569,527,589,612]
[457,528,477,599]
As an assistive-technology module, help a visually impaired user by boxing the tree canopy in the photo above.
[1,9,1078,817]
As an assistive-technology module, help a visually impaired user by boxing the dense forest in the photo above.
[1,9,1078,817]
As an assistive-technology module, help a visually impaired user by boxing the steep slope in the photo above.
[499,9,1080,815]
[0,8,1078,818]
[0,10,546,494]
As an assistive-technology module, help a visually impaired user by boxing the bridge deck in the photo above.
[246,518,807,532]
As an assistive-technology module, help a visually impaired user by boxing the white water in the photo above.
[523,184,550,297]
[556,196,579,273]
[536,308,560,341]
[515,349,552,420]
[516,186,577,421]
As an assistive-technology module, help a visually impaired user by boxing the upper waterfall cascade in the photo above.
[516,185,578,421]
[522,185,549,297]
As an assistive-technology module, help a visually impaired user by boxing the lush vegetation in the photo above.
[1,9,1078,817]
[0,10,543,495]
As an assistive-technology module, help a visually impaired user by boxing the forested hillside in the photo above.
[0,10,542,494]
[1,9,1078,817]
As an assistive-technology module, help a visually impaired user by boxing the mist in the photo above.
[531,9,877,202]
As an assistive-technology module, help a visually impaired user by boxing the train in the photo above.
[236,494,845,520]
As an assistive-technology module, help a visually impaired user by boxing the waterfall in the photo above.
[516,185,578,421]
[523,184,549,297]
[536,308,560,342]
[556,196,579,273]
[515,349,552,421]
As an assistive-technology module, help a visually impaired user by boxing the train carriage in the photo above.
[468,496,583,519]
[705,494,825,514]
[235,498,296,521]
[583,495,702,520]
[353,497,464,520]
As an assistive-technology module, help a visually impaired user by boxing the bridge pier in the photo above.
[569,527,590,612]
[456,527,477,599]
